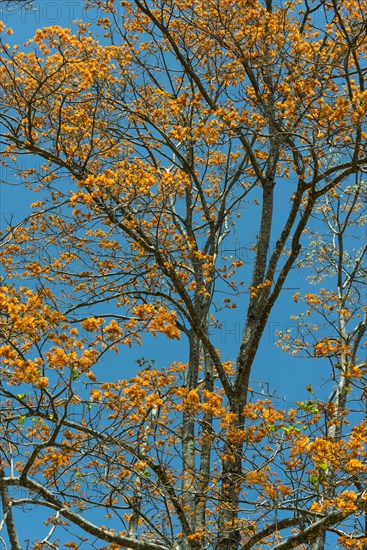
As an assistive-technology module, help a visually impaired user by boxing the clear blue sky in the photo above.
[0,0,316,392]
[0,2,349,547]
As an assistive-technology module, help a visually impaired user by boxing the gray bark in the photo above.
[181,330,201,550]
[194,347,214,534]
[0,469,22,550]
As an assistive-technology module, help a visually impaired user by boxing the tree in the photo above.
[0,0,366,548]
[0,0,32,9]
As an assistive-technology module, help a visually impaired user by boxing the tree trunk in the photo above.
[181,330,201,550]
[0,468,22,550]
[216,398,244,550]
[195,347,214,534]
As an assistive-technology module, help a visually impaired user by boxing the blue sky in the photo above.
[1,2,362,548]
[0,0,316,391]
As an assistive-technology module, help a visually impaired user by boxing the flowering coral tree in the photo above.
[0,0,366,548]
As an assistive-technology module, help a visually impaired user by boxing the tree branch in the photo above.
[3,476,171,550]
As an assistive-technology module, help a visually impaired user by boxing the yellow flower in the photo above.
[36,377,49,389]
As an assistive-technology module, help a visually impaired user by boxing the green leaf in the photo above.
[16,393,26,399]
[318,463,328,471]
[299,400,318,414]
[18,415,26,425]
[281,425,301,433]
[309,474,320,486]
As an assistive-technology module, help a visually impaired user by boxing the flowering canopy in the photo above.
[0,0,366,548]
